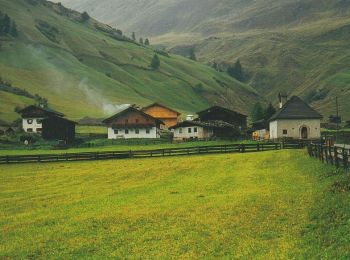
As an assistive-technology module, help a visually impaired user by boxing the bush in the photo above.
[35,20,59,43]
[81,12,90,22]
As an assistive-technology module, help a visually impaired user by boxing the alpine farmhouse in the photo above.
[170,106,245,141]
[170,120,237,141]
[18,105,76,142]
[103,106,164,139]
[269,96,322,140]
[141,103,180,129]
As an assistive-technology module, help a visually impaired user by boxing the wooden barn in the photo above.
[141,103,180,129]
[197,106,247,130]
[103,106,164,139]
[18,105,76,142]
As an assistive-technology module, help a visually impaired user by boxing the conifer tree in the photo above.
[227,59,244,81]
[189,48,197,61]
[251,102,264,122]
[151,54,160,70]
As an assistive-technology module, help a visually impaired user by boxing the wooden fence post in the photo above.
[334,147,339,168]
[342,148,348,170]
[6,155,9,164]
[257,143,260,152]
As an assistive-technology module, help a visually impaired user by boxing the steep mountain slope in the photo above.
[0,0,259,122]
[56,0,350,37]
[57,0,350,119]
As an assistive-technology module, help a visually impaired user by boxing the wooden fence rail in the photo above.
[0,142,306,165]
[307,143,350,170]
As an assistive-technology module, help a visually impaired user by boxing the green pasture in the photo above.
[1,150,349,258]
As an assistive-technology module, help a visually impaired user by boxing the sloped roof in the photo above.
[269,96,322,121]
[169,120,236,130]
[18,105,64,118]
[197,106,247,118]
[102,106,164,125]
[141,102,181,116]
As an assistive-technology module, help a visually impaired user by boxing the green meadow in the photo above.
[1,150,349,258]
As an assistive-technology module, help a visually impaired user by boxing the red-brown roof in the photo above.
[141,102,181,116]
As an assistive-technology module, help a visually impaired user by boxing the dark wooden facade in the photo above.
[197,106,247,130]
[42,116,76,142]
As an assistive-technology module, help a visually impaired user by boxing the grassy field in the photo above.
[76,125,107,135]
[1,150,349,258]
[0,140,244,156]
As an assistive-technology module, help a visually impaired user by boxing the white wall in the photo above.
[22,118,43,133]
[173,126,213,140]
[269,119,321,139]
[107,127,159,139]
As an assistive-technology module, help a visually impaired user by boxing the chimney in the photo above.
[186,114,194,121]
[279,92,288,109]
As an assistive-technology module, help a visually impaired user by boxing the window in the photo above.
[188,128,192,133]
[114,129,119,134]
[179,128,183,134]
[27,119,33,124]
[37,128,42,133]
[125,129,129,134]
[27,128,33,132]
[194,127,198,133]
[146,129,150,134]
[135,129,140,134]
[36,119,43,124]
[283,130,288,135]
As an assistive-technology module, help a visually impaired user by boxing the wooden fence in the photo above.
[0,142,305,164]
[307,143,350,170]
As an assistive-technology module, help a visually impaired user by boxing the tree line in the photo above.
[251,102,276,122]
[131,32,151,46]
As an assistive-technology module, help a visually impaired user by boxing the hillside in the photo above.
[57,0,350,119]
[0,0,259,123]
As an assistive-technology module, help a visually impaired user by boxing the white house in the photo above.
[103,106,163,139]
[269,96,322,140]
[19,105,64,134]
[18,105,76,141]
[169,120,237,141]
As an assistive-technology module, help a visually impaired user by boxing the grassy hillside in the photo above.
[58,0,350,119]
[1,150,349,258]
[0,0,259,122]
